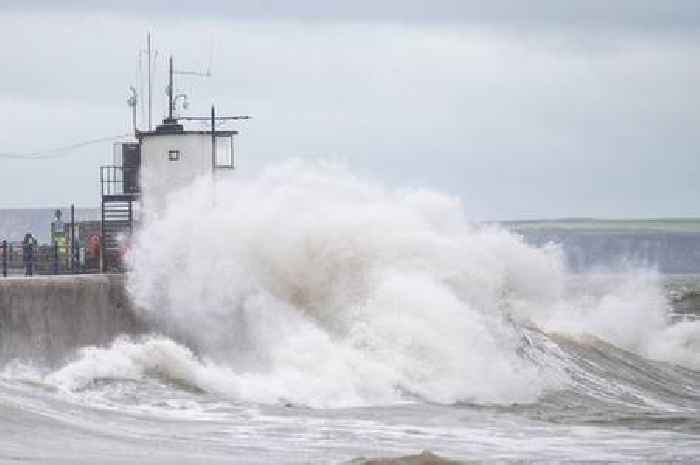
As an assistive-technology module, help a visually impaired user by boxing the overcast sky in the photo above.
[0,1,699,220]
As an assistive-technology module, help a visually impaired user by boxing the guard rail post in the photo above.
[2,240,6,277]
[53,242,59,275]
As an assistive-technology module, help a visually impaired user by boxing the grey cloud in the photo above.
[3,1,700,31]
[0,12,699,219]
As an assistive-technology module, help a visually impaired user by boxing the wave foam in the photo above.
[113,160,700,407]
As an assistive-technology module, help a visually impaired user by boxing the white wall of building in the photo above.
[140,133,232,214]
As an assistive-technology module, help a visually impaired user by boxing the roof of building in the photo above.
[136,129,238,138]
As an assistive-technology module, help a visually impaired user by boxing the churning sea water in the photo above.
[1,161,699,464]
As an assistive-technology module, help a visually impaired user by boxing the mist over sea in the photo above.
[509,219,700,274]
[1,162,699,463]
[4,211,700,275]
[0,208,99,243]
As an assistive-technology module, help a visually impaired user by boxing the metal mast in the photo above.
[128,86,137,136]
[147,32,152,130]
[168,56,174,121]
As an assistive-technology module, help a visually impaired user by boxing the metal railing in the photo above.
[101,165,140,197]
[1,240,101,277]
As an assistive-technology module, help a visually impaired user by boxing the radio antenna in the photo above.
[140,32,159,130]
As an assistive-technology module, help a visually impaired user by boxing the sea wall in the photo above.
[0,274,145,365]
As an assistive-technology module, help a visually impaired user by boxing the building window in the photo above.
[168,150,180,161]
[214,136,234,168]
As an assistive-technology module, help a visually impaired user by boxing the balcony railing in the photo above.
[101,166,140,197]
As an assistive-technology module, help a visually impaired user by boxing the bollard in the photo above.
[2,240,6,278]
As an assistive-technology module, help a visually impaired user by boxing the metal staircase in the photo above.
[100,164,139,271]
[101,197,133,271]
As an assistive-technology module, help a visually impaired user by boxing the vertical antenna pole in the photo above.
[138,48,144,130]
[169,56,174,121]
[211,105,216,169]
[129,86,137,136]
[147,32,152,130]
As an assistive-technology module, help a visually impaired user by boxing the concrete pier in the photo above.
[0,274,144,365]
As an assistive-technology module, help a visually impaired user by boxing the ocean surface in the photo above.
[1,274,700,464]
[1,164,699,463]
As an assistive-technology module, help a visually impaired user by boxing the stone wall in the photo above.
[0,274,144,365]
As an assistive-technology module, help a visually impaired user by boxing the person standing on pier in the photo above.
[22,233,35,276]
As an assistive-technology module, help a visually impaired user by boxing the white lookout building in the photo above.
[100,56,250,270]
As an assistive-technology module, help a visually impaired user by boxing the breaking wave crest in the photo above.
[21,161,700,408]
